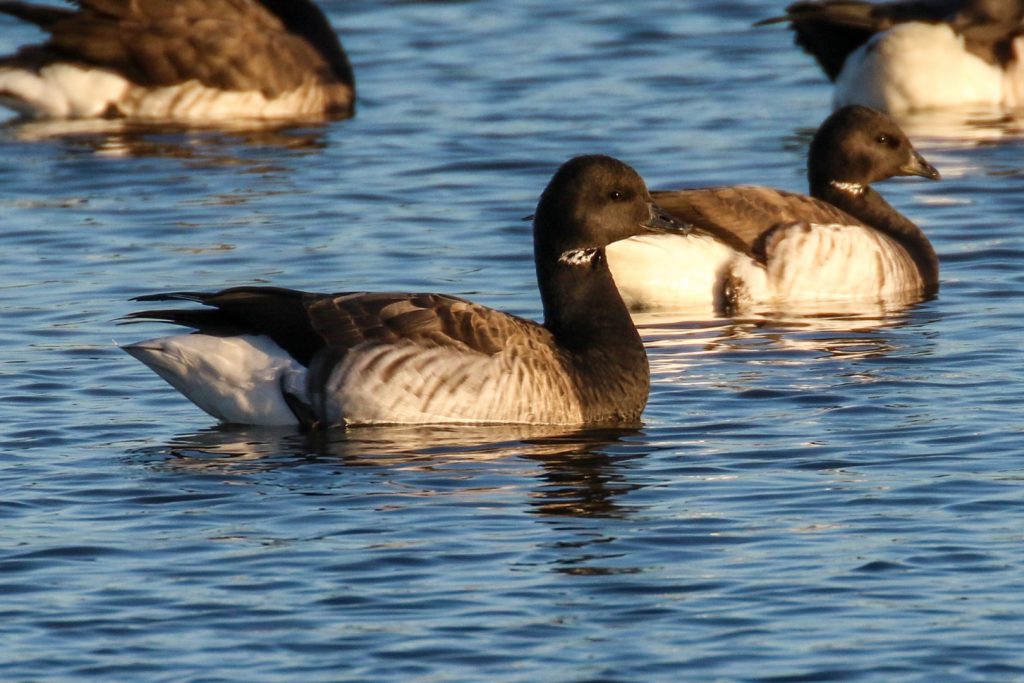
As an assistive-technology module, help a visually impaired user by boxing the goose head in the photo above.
[809,105,940,193]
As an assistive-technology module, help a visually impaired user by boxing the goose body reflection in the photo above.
[0,0,355,121]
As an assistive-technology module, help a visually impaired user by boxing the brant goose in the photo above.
[0,0,355,121]
[122,155,686,428]
[759,0,1024,113]
[605,105,940,312]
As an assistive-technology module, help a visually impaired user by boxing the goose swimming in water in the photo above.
[0,0,355,121]
[605,105,940,313]
[122,155,686,428]
[759,0,1024,113]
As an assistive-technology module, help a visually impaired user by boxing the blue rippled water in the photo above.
[2,1,1023,680]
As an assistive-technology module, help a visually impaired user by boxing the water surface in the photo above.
[2,1,1023,680]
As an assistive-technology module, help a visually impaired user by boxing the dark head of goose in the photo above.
[808,105,940,195]
[533,155,688,332]
[534,155,685,269]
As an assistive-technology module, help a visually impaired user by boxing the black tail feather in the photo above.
[124,286,325,365]
[118,308,229,330]
[130,291,216,304]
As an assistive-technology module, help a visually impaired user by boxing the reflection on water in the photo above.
[131,423,649,518]
[890,106,1024,143]
[636,300,934,362]
[138,423,611,467]
[522,445,647,519]
[2,118,332,161]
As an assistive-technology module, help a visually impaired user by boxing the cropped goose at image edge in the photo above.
[0,0,355,121]
[760,0,1024,113]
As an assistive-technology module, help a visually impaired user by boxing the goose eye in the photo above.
[876,134,899,148]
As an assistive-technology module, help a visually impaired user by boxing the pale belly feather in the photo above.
[606,233,736,313]
[320,340,584,426]
[726,222,924,310]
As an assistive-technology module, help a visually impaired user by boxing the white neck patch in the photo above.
[558,248,599,267]
[830,180,865,195]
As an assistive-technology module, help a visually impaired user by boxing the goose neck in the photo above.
[814,181,939,291]
[537,248,641,349]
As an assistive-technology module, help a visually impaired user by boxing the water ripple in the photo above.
[0,0,1023,680]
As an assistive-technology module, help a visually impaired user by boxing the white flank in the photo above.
[123,334,307,426]
[725,222,924,311]
[0,64,129,118]
[122,80,330,121]
[834,23,1004,113]
[0,64,333,120]
[605,232,737,313]
[321,341,583,426]
[1001,36,1024,109]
